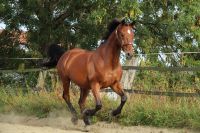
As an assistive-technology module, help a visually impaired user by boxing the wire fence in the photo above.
[102,89,200,97]
[1,66,200,73]
[1,51,200,59]
[0,56,200,97]
[134,51,200,56]
[0,66,200,97]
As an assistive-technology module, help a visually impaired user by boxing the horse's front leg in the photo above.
[83,82,102,125]
[111,82,127,116]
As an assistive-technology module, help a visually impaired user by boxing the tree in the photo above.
[0,0,141,56]
[135,0,200,66]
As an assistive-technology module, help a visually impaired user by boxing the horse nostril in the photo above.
[126,53,132,60]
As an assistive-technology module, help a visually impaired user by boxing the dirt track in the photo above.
[0,113,198,133]
[0,123,80,133]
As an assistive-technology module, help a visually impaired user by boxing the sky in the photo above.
[0,22,6,29]
[0,22,27,31]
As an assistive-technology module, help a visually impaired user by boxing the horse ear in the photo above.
[130,20,136,26]
[130,20,136,29]
[121,19,126,25]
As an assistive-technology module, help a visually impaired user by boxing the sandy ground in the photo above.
[0,113,199,133]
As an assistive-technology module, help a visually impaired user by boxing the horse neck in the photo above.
[97,32,121,68]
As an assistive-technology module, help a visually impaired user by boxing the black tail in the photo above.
[42,44,65,68]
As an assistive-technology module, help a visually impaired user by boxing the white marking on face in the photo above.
[127,29,131,34]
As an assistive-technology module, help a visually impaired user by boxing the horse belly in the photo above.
[100,73,117,88]
[69,70,89,88]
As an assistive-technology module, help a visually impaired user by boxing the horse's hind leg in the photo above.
[83,82,102,125]
[111,82,127,116]
[78,88,89,113]
[62,78,78,124]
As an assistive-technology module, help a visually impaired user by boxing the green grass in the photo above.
[0,88,65,118]
[94,95,200,130]
[0,88,200,129]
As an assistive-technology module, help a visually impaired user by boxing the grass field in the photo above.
[0,87,200,130]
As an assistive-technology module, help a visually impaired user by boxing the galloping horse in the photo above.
[44,18,135,125]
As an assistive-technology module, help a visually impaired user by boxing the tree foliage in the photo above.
[0,0,199,60]
[0,0,140,56]
[135,0,200,66]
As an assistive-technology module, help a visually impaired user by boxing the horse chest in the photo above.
[100,71,118,87]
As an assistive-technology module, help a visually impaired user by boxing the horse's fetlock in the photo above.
[96,104,102,110]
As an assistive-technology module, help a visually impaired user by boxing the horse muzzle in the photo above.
[122,43,133,59]
[126,52,133,60]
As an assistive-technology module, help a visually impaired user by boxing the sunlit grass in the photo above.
[0,88,65,117]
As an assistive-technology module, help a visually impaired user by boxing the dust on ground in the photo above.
[0,112,198,133]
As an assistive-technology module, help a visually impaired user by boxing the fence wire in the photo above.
[0,55,200,97]
[0,67,200,97]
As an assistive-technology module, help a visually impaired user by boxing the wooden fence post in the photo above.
[121,56,139,89]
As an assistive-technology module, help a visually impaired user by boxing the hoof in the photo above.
[71,116,78,125]
[82,109,90,116]
[83,110,90,125]
[112,110,121,116]
[83,114,91,125]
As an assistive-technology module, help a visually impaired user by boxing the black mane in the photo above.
[102,18,121,41]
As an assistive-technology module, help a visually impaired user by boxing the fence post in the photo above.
[121,56,139,89]
[35,71,47,92]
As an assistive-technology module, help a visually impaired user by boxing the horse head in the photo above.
[115,18,135,59]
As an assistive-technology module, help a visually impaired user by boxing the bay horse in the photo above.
[44,18,135,125]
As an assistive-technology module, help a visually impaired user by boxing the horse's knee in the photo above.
[78,100,84,112]
[63,93,70,103]
[62,93,66,100]
[62,93,66,99]
[78,98,82,105]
